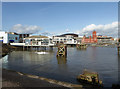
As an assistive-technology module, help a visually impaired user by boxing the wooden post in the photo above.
[44,47,46,50]
[118,46,120,55]
[56,44,67,57]
[27,46,28,51]
[31,46,33,51]
[50,46,53,50]
[23,46,24,51]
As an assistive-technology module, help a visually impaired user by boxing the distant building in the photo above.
[75,36,83,44]
[19,34,30,43]
[97,36,115,44]
[52,33,78,45]
[0,31,19,43]
[23,35,53,46]
[82,31,97,44]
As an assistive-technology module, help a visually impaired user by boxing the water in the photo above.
[1,46,120,87]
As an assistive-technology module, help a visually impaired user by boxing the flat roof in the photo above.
[25,35,48,39]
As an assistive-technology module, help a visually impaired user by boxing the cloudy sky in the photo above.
[2,2,118,37]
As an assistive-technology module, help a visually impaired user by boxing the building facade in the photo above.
[0,31,19,43]
[52,33,78,45]
[82,31,97,44]
[97,36,115,44]
[23,35,53,46]
[19,34,30,43]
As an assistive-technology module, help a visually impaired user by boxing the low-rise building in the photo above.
[52,33,78,45]
[23,35,53,46]
[97,36,115,44]
[0,31,19,43]
[19,34,30,43]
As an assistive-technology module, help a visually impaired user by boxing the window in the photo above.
[15,37,18,40]
[64,39,66,40]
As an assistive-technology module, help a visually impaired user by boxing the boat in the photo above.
[35,52,49,54]
[77,69,103,87]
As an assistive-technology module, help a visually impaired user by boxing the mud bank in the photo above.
[1,44,12,58]
[2,68,83,89]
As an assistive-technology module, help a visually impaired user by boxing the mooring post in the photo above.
[50,46,53,50]
[31,46,33,51]
[27,46,28,51]
[44,47,46,50]
[118,46,120,55]
[56,44,67,57]
[23,46,24,51]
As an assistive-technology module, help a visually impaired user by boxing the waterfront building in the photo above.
[23,35,53,46]
[0,31,19,43]
[74,36,83,44]
[52,33,78,45]
[97,36,115,44]
[82,31,97,44]
[19,34,30,43]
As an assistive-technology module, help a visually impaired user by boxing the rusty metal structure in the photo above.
[56,44,67,57]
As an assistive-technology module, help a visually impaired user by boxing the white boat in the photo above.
[35,52,49,54]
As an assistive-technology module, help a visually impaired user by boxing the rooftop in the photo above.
[55,33,78,37]
[25,35,48,39]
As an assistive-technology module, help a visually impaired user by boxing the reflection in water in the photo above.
[2,55,8,63]
[57,57,67,64]
[90,47,96,60]
[76,48,87,51]
[1,55,8,69]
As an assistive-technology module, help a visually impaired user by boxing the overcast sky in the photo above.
[2,2,118,37]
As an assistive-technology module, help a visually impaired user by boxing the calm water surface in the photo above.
[2,47,120,87]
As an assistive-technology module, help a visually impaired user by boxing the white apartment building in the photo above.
[23,35,54,46]
[0,31,19,43]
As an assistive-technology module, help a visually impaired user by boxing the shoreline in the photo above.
[3,68,120,89]
[2,68,83,89]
